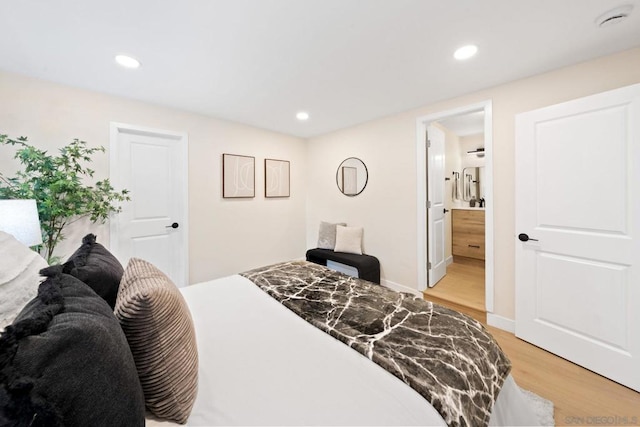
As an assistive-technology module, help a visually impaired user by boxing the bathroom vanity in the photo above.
[451,208,485,260]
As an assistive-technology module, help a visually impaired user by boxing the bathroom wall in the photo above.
[459,134,485,169]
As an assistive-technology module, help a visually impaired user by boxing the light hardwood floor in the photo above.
[423,256,486,322]
[423,258,640,426]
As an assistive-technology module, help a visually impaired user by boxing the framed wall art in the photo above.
[223,153,255,198]
[264,158,290,198]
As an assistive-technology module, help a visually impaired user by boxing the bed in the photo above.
[0,232,539,427]
[148,261,539,427]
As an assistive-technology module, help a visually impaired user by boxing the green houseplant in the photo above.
[0,134,129,262]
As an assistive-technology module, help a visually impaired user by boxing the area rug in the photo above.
[521,387,555,426]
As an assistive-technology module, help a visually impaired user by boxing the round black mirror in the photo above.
[336,157,368,196]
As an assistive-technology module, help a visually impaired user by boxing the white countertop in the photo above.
[450,207,485,210]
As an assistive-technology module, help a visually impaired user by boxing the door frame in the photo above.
[415,100,494,312]
[109,122,190,285]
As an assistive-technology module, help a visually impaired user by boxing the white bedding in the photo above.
[147,275,539,426]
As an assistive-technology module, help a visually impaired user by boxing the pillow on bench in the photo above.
[317,221,346,250]
[334,225,363,255]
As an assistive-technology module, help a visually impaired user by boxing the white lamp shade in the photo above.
[0,199,43,247]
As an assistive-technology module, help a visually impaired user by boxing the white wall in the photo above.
[3,46,639,320]
[306,114,418,283]
[459,134,485,169]
[459,133,486,205]
[306,47,640,320]
[0,70,307,284]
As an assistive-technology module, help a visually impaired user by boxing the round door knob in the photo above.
[166,222,179,229]
[518,233,538,242]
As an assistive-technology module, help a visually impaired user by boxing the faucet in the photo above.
[479,198,485,208]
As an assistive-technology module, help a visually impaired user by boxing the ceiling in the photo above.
[439,111,484,137]
[1,0,639,138]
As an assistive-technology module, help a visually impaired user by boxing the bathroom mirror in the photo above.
[336,157,368,196]
[462,166,485,201]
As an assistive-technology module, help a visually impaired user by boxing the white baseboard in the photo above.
[381,279,422,297]
[487,313,515,333]
[446,256,453,266]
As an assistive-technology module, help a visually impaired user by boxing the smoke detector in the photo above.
[596,5,633,27]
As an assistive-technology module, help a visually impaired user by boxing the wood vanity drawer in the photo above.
[452,236,485,259]
[452,209,485,260]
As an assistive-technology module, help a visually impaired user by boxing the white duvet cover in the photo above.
[147,275,539,426]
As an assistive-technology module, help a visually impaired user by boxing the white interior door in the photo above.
[427,125,446,287]
[515,83,640,391]
[110,123,189,287]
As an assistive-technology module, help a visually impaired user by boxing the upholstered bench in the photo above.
[305,248,380,284]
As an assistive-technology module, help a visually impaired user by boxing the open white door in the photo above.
[515,83,640,391]
[110,123,189,287]
[427,125,446,287]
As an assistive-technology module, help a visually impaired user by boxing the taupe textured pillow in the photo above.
[317,221,346,250]
[115,258,198,424]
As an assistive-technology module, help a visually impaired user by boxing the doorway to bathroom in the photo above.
[416,101,493,320]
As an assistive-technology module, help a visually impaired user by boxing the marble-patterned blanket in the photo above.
[240,261,511,427]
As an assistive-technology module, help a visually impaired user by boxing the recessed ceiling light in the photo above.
[454,45,478,61]
[115,54,141,69]
[296,111,309,121]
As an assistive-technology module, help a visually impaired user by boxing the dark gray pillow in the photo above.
[63,233,123,309]
[0,266,145,427]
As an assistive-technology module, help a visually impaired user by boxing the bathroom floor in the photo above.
[423,257,485,313]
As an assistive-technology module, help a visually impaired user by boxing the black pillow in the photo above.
[0,266,145,427]
[63,233,124,309]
